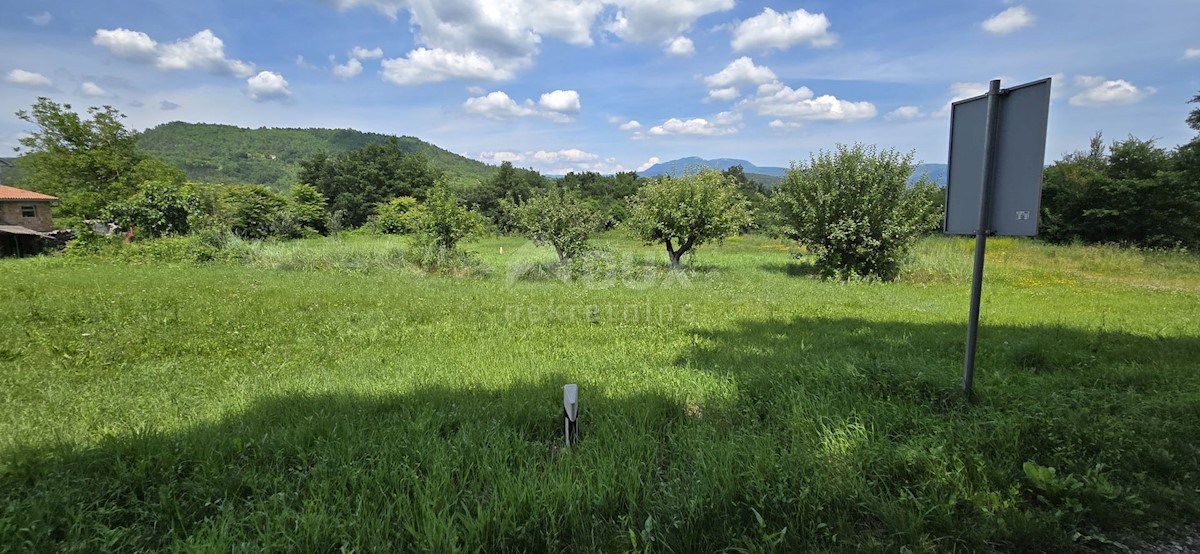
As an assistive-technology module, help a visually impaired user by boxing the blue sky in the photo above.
[3,0,1199,175]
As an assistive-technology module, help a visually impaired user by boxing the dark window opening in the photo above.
[21,205,36,218]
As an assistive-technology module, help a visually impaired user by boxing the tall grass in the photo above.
[1,234,1198,551]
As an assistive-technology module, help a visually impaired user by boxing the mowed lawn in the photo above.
[1,234,1199,552]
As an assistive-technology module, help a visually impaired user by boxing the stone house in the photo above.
[0,184,59,256]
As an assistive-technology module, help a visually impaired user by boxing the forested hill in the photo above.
[137,122,496,189]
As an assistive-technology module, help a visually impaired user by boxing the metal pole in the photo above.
[963,79,1003,400]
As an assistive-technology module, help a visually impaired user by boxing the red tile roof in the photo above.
[0,185,58,201]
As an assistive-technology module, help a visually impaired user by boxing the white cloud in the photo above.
[706,87,740,102]
[246,71,292,102]
[5,69,52,88]
[331,56,363,79]
[538,89,581,113]
[605,0,735,43]
[80,82,108,97]
[467,85,486,95]
[1185,48,1200,60]
[93,28,256,77]
[1069,76,1154,107]
[738,82,876,122]
[532,149,599,165]
[731,8,836,52]
[477,151,526,164]
[464,89,581,122]
[28,12,52,26]
[295,55,316,68]
[885,106,922,121]
[463,91,538,119]
[636,156,661,171]
[380,48,516,85]
[93,28,158,60]
[703,56,777,89]
[350,46,383,59]
[981,6,1034,35]
[647,111,741,136]
[665,36,695,57]
[619,120,642,130]
[768,119,801,129]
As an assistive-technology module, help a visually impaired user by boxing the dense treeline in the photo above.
[138,122,496,188]
[11,92,1200,277]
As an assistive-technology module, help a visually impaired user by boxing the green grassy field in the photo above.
[2,234,1199,552]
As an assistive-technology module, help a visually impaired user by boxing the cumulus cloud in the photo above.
[381,48,516,85]
[1185,48,1200,60]
[768,119,801,130]
[80,82,108,97]
[647,111,741,137]
[737,82,876,122]
[5,69,53,88]
[703,56,777,89]
[605,0,734,44]
[706,87,740,102]
[619,120,642,130]
[538,89,581,113]
[28,12,52,26]
[463,91,538,119]
[885,106,922,121]
[464,89,582,122]
[1069,76,1154,107]
[476,148,623,174]
[350,46,384,59]
[981,6,1034,35]
[664,36,695,57]
[160,100,181,110]
[636,156,661,172]
[331,56,363,79]
[731,8,835,52]
[93,28,255,77]
[246,71,291,102]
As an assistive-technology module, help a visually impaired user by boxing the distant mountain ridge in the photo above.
[138,122,497,189]
[638,157,948,187]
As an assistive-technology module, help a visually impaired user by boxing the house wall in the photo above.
[0,201,55,232]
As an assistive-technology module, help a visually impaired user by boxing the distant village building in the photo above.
[0,184,59,257]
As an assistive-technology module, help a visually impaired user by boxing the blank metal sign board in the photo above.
[944,78,1051,236]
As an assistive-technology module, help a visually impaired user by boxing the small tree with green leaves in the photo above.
[513,188,601,262]
[104,181,201,238]
[777,143,939,281]
[412,184,485,250]
[289,183,327,235]
[371,196,421,234]
[625,169,751,269]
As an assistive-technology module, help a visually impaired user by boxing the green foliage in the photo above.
[1041,133,1200,249]
[104,181,202,238]
[625,169,752,268]
[371,196,421,234]
[13,97,148,219]
[411,184,485,250]
[298,139,441,228]
[558,170,640,227]
[1187,91,1200,133]
[776,143,940,280]
[137,122,497,188]
[513,187,601,261]
[218,185,289,240]
[288,183,327,234]
[464,161,548,229]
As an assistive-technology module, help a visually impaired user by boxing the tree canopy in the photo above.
[625,170,751,268]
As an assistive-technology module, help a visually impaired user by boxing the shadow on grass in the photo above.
[758,259,824,278]
[0,378,689,552]
[676,316,1200,550]
[4,319,1200,552]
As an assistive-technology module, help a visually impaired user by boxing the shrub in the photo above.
[371,196,421,235]
[103,181,202,238]
[512,188,601,262]
[625,170,751,269]
[776,143,940,281]
[411,184,485,250]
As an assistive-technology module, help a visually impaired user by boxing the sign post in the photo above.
[945,77,1052,399]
